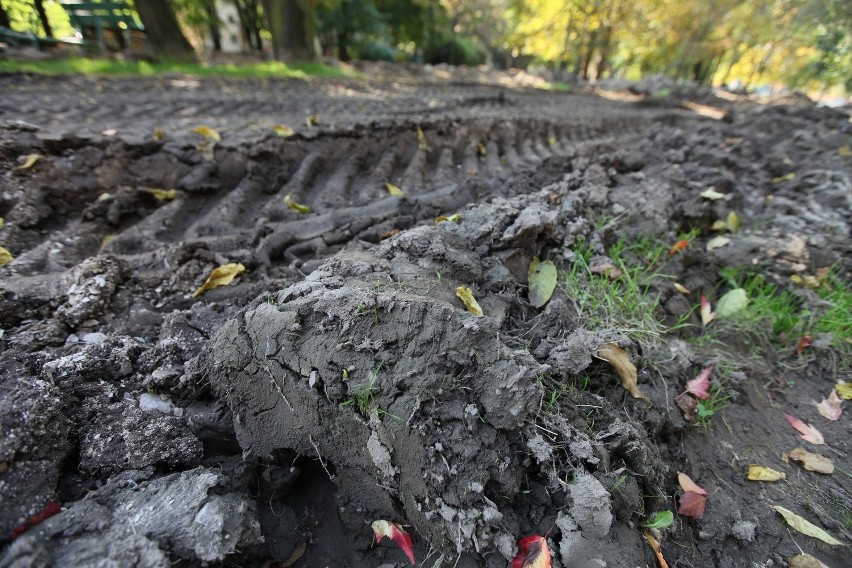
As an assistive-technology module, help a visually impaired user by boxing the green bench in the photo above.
[60,1,145,53]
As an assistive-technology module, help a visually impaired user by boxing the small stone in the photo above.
[730,520,756,542]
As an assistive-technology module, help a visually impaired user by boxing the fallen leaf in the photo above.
[11,501,61,540]
[835,382,852,400]
[642,510,674,529]
[284,193,310,214]
[788,553,830,568]
[784,414,824,445]
[771,172,796,183]
[678,472,707,495]
[700,188,726,200]
[273,124,295,137]
[97,192,112,202]
[673,282,690,294]
[372,520,415,565]
[838,146,852,157]
[813,390,842,421]
[716,288,747,317]
[528,258,557,308]
[783,447,834,474]
[700,295,715,325]
[726,211,741,233]
[675,393,697,421]
[153,127,166,141]
[0,217,4,227]
[279,542,307,567]
[790,274,822,289]
[14,153,41,170]
[0,246,13,266]
[100,128,117,137]
[476,141,487,156]
[643,532,670,568]
[706,235,731,251]
[385,182,405,197]
[455,286,483,317]
[417,126,430,152]
[678,491,707,519]
[668,239,689,255]
[771,505,843,545]
[589,262,623,280]
[685,367,712,400]
[101,235,116,248]
[192,125,221,142]
[435,213,462,224]
[747,465,786,481]
[305,114,319,127]
[512,535,552,568]
[597,343,649,402]
[144,188,177,201]
[710,219,729,231]
[192,263,245,298]
[795,335,812,356]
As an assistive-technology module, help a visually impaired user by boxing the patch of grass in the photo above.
[0,57,354,79]
[694,382,732,427]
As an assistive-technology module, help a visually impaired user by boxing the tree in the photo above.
[134,0,196,58]
[0,3,11,28]
[262,0,315,62]
[33,0,51,37]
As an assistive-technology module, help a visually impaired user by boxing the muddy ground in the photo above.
[0,68,849,568]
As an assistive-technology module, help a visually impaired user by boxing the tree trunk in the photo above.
[134,0,196,59]
[261,0,314,62]
[0,3,11,29]
[205,1,221,51]
[33,0,53,37]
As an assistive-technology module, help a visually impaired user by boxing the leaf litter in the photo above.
[597,343,649,402]
[771,506,843,546]
[782,447,834,474]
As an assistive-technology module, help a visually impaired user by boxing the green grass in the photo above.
[0,57,354,79]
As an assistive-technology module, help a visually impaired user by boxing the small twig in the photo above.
[264,364,293,411]
[309,434,335,480]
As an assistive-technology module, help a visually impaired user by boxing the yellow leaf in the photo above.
[273,124,295,138]
[476,141,486,156]
[710,220,729,231]
[835,382,852,400]
[770,505,843,546]
[385,182,405,197]
[0,217,4,227]
[788,553,830,568]
[771,172,796,183]
[726,211,740,233]
[417,126,430,152]
[790,274,821,289]
[192,263,245,298]
[145,188,177,201]
[838,146,852,157]
[706,236,731,251]
[101,235,116,249]
[528,257,557,309]
[455,286,483,317]
[782,448,834,474]
[747,465,786,481]
[548,135,557,146]
[97,192,112,202]
[153,127,166,141]
[192,125,221,142]
[284,193,310,214]
[14,153,42,170]
[673,282,690,294]
[700,188,726,200]
[597,342,649,402]
[0,246,13,266]
[306,114,319,127]
[435,213,462,225]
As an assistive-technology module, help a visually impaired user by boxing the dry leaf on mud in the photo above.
[0,217,4,227]
[153,127,166,141]
[192,263,245,298]
[677,472,708,519]
[14,153,41,170]
[700,188,726,200]
[706,235,731,251]
[771,505,843,546]
[192,125,221,142]
[284,193,310,214]
[589,262,623,280]
[782,447,834,474]
[771,172,796,183]
[597,343,649,402]
[305,114,319,127]
[385,182,405,197]
[371,520,415,565]
[838,146,852,157]
[455,286,483,317]
[784,414,825,445]
[476,141,487,156]
[101,235,116,249]
[675,392,698,421]
[668,239,689,255]
[795,335,812,356]
[678,472,707,495]
[435,213,461,224]
[512,535,551,568]
[684,367,712,400]
[272,124,295,138]
[279,542,306,567]
[144,188,177,201]
[700,295,715,325]
[0,246,14,266]
[528,257,557,308]
[788,553,830,568]
[673,282,690,294]
[726,211,741,233]
[716,288,747,317]
[643,532,670,568]
[417,126,430,152]
[813,390,842,421]
[747,465,786,481]
[835,382,852,400]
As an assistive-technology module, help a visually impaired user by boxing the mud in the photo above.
[0,71,849,567]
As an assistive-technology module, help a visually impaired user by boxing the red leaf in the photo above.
[512,535,552,568]
[784,413,825,445]
[685,367,712,400]
[700,295,715,325]
[372,520,415,565]
[668,240,689,255]
[795,335,812,356]
[678,491,707,519]
[11,501,61,539]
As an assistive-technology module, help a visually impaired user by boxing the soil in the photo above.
[0,68,849,568]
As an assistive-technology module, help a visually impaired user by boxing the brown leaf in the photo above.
[597,343,649,402]
[782,447,834,474]
[678,491,707,519]
[675,393,697,421]
[813,390,842,421]
[643,532,670,568]
[788,553,829,568]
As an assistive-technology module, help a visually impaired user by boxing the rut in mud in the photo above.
[0,73,850,568]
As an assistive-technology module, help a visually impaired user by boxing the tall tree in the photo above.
[262,0,315,61]
[32,0,51,36]
[134,0,196,58]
